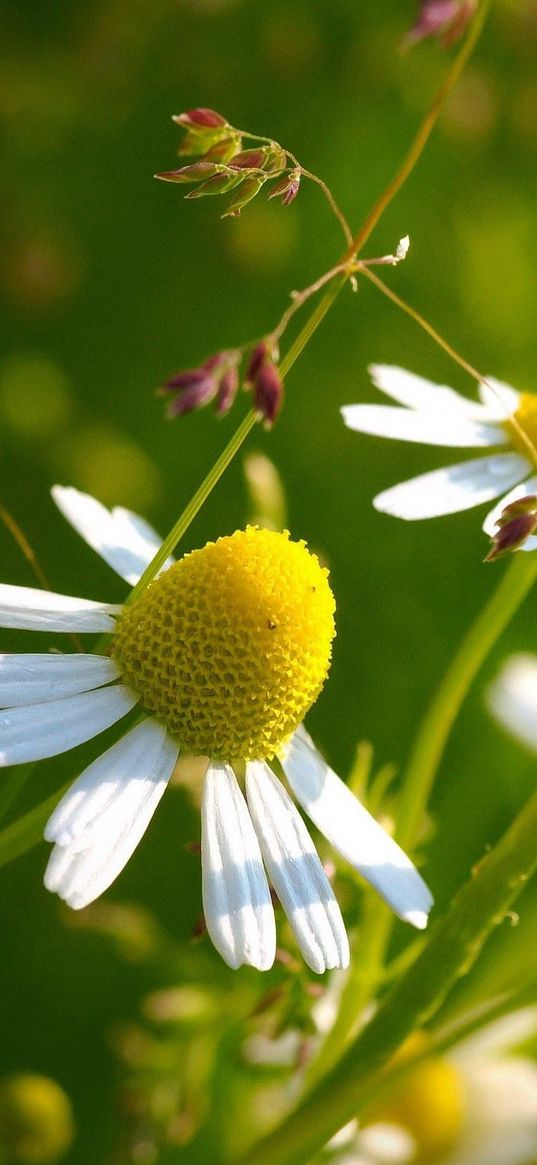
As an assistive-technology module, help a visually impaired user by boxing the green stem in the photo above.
[0,783,69,870]
[397,551,537,851]
[237,779,537,1165]
[310,550,537,1083]
[0,763,36,827]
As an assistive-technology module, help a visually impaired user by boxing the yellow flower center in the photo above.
[112,527,335,761]
[363,1034,465,1163]
[506,392,537,458]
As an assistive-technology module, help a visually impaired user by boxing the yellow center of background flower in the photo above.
[112,527,335,761]
[507,392,537,459]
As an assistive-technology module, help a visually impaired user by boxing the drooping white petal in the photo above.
[478,377,520,420]
[341,404,506,448]
[0,584,121,632]
[482,475,537,538]
[44,719,178,908]
[201,763,276,971]
[0,684,139,766]
[282,728,433,929]
[51,486,174,585]
[246,762,349,974]
[0,653,120,707]
[487,654,537,755]
[369,364,500,420]
[373,453,528,521]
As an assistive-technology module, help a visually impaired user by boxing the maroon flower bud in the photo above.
[166,376,218,417]
[216,366,239,415]
[485,494,537,561]
[245,342,270,383]
[228,149,267,171]
[403,0,476,49]
[158,367,212,394]
[172,108,228,130]
[253,362,284,428]
[268,170,301,207]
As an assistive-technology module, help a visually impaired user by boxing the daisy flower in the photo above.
[0,486,433,973]
[320,1010,537,1165]
[488,653,537,754]
[341,365,537,548]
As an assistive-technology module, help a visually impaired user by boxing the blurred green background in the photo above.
[2,0,537,1161]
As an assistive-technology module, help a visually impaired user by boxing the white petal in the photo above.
[0,584,121,632]
[374,453,529,521]
[369,364,498,420]
[478,377,520,419]
[201,763,276,971]
[0,653,120,707]
[482,475,537,537]
[52,486,174,585]
[0,684,138,766]
[44,719,178,908]
[282,729,433,929]
[341,404,505,448]
[488,654,537,754]
[246,762,349,974]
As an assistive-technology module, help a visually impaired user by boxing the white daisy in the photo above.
[322,1010,537,1165]
[0,486,433,972]
[341,365,537,547]
[487,653,537,754]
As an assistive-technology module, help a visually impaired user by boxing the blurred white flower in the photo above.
[322,1009,537,1165]
[342,365,537,547]
[488,653,537,754]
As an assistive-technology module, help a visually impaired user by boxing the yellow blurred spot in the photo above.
[442,69,498,141]
[363,1033,465,1163]
[227,203,297,277]
[0,355,72,438]
[0,1074,74,1164]
[458,197,537,351]
[54,424,161,510]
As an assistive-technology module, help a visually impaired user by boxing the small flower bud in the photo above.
[202,136,243,163]
[253,362,284,428]
[155,161,222,184]
[403,0,476,49]
[245,342,270,383]
[216,365,240,415]
[221,175,266,218]
[268,170,301,206]
[172,108,228,130]
[166,375,218,417]
[185,171,244,198]
[228,148,267,171]
[486,496,537,561]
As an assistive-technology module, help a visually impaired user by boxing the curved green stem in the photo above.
[237,777,537,1165]
[309,550,537,1084]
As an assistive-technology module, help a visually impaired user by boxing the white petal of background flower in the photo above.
[478,378,520,420]
[245,761,350,974]
[201,763,276,971]
[52,485,174,585]
[44,719,178,908]
[0,684,139,766]
[373,453,529,521]
[0,584,121,632]
[482,474,537,539]
[340,404,507,448]
[282,729,433,928]
[488,654,537,754]
[0,653,120,707]
[368,364,502,420]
